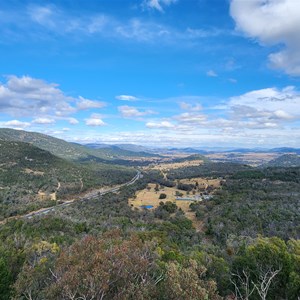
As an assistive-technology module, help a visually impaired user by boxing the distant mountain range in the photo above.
[84,143,159,158]
[166,147,300,154]
[0,128,298,162]
[86,143,150,153]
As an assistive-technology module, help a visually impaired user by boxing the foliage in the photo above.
[159,193,167,199]
[0,152,299,299]
[0,141,135,219]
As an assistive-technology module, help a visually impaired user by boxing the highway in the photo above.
[24,170,142,220]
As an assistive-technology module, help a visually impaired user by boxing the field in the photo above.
[129,178,221,231]
[145,159,204,171]
[180,177,221,189]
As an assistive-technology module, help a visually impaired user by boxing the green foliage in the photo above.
[0,149,299,299]
[168,162,251,180]
[0,141,135,218]
[159,201,177,213]
[159,193,167,199]
[0,128,157,162]
[266,154,300,167]
[0,256,13,300]
[231,237,300,299]
[205,167,300,242]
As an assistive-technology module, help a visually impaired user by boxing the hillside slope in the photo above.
[0,128,156,161]
[0,141,135,219]
[265,154,300,167]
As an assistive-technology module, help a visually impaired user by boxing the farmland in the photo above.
[129,177,221,231]
[144,159,204,171]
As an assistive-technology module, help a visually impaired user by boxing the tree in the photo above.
[231,237,295,300]
[45,232,160,300]
[0,257,13,299]
[253,267,281,300]
[159,193,167,200]
[160,260,222,300]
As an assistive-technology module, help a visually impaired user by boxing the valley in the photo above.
[0,129,299,300]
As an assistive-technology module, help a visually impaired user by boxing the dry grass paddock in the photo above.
[129,183,205,231]
[180,177,221,189]
[144,160,204,171]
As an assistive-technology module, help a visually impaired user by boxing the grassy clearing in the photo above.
[145,160,204,171]
[180,177,221,189]
[129,175,222,232]
[129,183,204,230]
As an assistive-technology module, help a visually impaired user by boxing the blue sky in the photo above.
[0,0,300,147]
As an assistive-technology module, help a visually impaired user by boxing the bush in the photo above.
[159,193,167,199]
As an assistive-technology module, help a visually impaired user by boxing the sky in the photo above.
[0,0,300,148]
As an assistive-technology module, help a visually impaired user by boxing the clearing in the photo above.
[129,178,221,232]
[145,159,204,171]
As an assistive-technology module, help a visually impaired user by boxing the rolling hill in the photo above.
[0,140,135,219]
[0,128,157,162]
[265,154,300,167]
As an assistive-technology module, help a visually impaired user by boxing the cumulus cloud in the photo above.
[115,95,139,101]
[32,117,55,124]
[0,75,107,129]
[68,117,79,125]
[229,86,300,120]
[0,120,30,129]
[85,114,106,126]
[0,75,76,117]
[144,86,300,146]
[146,120,174,129]
[230,0,300,75]
[118,105,155,118]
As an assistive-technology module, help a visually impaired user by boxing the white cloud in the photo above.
[68,117,79,125]
[118,105,155,118]
[77,96,106,110]
[0,120,30,129]
[229,86,300,120]
[0,75,75,117]
[142,0,178,12]
[174,112,207,124]
[146,120,174,129]
[85,114,106,127]
[206,70,218,77]
[230,0,300,75]
[0,75,108,129]
[32,117,55,124]
[179,102,202,111]
[141,86,300,146]
[115,95,139,101]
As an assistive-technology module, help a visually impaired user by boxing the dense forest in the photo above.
[0,165,299,299]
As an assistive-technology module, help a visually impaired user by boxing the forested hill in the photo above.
[0,140,135,219]
[0,128,157,162]
[265,154,300,167]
